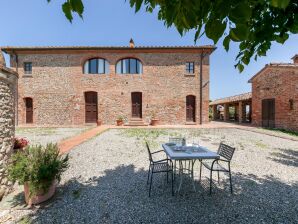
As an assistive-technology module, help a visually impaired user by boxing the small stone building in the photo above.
[249,55,298,131]
[210,55,298,131]
[2,43,215,126]
[210,92,252,123]
[0,51,18,196]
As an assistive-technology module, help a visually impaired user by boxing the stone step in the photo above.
[125,119,148,126]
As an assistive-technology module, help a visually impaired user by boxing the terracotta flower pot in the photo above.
[97,120,102,126]
[24,181,56,205]
[116,120,124,126]
[151,119,159,126]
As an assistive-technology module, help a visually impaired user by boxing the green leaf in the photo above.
[130,0,143,12]
[241,55,250,65]
[237,63,244,72]
[62,2,73,22]
[230,24,249,41]
[270,0,290,9]
[194,24,203,42]
[205,19,226,44]
[70,0,84,16]
[276,33,289,43]
[223,36,230,51]
[229,2,251,23]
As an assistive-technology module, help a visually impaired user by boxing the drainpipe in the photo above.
[199,52,209,125]
[199,53,204,125]
[14,52,19,126]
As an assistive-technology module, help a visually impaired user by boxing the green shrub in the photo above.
[209,111,213,121]
[7,143,69,196]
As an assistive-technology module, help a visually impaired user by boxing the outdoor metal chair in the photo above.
[146,142,174,197]
[200,143,235,195]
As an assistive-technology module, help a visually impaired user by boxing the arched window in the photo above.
[83,58,109,74]
[116,58,143,74]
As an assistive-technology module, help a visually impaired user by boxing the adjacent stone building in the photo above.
[210,92,252,123]
[2,43,215,126]
[210,55,298,131]
[0,51,18,196]
[249,56,298,131]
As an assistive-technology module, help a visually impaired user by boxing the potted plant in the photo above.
[116,115,124,126]
[150,112,159,126]
[97,119,102,126]
[7,143,69,206]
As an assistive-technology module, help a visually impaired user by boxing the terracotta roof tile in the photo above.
[210,92,252,105]
[1,45,216,53]
[248,63,298,83]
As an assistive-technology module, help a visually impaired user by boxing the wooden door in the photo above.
[186,95,196,122]
[131,92,142,118]
[262,99,275,128]
[25,98,33,124]
[85,92,98,123]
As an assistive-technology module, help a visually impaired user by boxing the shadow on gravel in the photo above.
[29,165,298,224]
[269,148,298,167]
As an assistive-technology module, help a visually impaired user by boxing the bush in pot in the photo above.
[150,112,159,126]
[7,143,69,205]
[116,115,125,126]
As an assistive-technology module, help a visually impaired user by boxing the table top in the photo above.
[162,143,220,160]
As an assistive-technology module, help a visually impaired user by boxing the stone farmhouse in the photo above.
[210,55,298,131]
[2,42,215,126]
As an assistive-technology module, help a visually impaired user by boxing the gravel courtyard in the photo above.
[7,128,298,223]
[15,127,90,145]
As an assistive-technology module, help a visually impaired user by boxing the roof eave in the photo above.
[248,65,268,83]
[1,45,216,54]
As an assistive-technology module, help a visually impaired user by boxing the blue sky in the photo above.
[1,0,297,100]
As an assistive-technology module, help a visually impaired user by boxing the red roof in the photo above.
[1,45,216,54]
[248,63,298,83]
[210,92,252,105]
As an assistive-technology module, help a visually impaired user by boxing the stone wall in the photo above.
[0,68,18,196]
[13,49,211,126]
[251,66,298,131]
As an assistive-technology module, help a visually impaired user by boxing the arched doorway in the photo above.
[85,92,98,123]
[186,95,196,122]
[24,97,33,124]
[131,92,142,118]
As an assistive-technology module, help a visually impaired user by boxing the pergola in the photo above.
[210,92,252,123]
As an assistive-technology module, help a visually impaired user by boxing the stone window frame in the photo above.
[115,57,143,75]
[185,62,195,74]
[83,58,110,74]
[24,62,32,75]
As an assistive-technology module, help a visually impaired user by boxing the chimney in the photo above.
[129,38,135,48]
[292,54,298,64]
